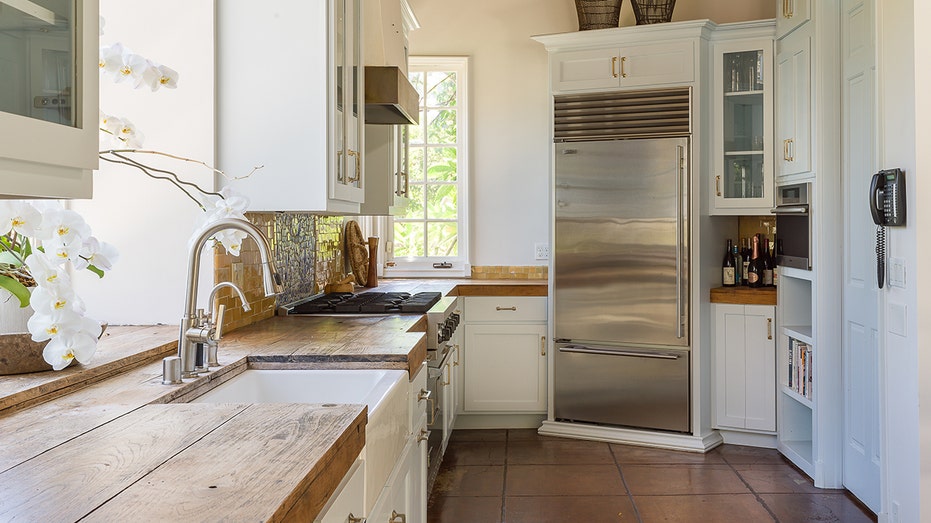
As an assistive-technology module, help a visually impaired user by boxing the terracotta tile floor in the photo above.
[428,429,877,523]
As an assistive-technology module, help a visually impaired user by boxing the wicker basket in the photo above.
[630,0,676,24]
[575,0,623,30]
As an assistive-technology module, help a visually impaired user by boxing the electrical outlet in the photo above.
[534,243,550,260]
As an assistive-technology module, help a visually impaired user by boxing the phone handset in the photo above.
[870,168,906,289]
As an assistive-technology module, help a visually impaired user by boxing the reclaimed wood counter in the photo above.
[0,279,545,521]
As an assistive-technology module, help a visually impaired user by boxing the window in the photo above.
[387,57,469,277]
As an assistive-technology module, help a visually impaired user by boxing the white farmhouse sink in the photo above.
[191,368,407,414]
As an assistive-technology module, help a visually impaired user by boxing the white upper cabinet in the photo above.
[551,40,695,93]
[217,0,364,213]
[775,0,811,39]
[775,29,812,181]
[711,32,775,215]
[0,0,99,199]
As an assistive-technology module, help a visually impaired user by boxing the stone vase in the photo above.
[0,292,53,375]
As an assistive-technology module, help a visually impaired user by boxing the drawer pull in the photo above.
[418,388,431,402]
[427,397,436,425]
[454,344,461,366]
[348,513,365,523]
[620,56,628,78]
[496,306,517,311]
[390,510,407,523]
[715,175,721,197]
[541,336,546,356]
[767,318,773,340]
[443,363,451,386]
[418,428,430,442]
[611,56,619,78]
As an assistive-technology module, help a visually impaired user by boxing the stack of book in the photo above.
[787,337,813,399]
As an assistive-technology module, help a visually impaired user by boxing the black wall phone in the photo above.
[870,168,906,288]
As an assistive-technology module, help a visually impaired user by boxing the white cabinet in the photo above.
[712,304,777,432]
[551,40,694,93]
[711,33,775,215]
[217,0,365,213]
[462,297,547,413]
[368,439,415,523]
[775,28,812,181]
[362,124,410,215]
[0,1,98,199]
[775,0,811,39]
[315,460,365,523]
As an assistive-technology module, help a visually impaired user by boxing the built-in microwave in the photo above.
[771,182,811,270]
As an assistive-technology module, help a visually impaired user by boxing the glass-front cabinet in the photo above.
[332,0,365,204]
[712,38,774,214]
[0,0,98,198]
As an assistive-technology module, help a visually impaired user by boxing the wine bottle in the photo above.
[774,238,784,288]
[740,237,751,286]
[732,242,742,286]
[722,239,737,287]
[747,234,763,288]
[761,238,773,286]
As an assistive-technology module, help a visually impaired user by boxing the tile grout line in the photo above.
[721,454,782,523]
[501,430,509,523]
[609,445,645,523]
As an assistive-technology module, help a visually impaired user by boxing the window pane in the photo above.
[408,146,425,182]
[426,109,457,144]
[426,72,456,107]
[410,71,425,99]
[427,222,458,257]
[394,222,425,257]
[427,148,457,181]
[426,184,457,220]
[409,110,425,144]
[401,183,425,219]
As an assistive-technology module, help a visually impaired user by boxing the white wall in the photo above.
[916,0,931,517]
[71,0,216,325]
[406,0,772,266]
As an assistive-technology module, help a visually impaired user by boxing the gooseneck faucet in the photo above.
[176,218,283,379]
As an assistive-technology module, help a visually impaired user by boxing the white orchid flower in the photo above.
[42,330,97,370]
[38,208,90,246]
[0,200,41,237]
[24,252,71,288]
[142,63,179,92]
[115,51,147,86]
[214,229,249,256]
[30,285,77,316]
[27,309,81,342]
[76,237,119,272]
[99,43,124,76]
[115,118,145,148]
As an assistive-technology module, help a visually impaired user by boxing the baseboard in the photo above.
[717,429,778,448]
[453,413,546,430]
[538,420,724,453]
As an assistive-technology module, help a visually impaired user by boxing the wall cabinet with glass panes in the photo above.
[711,31,775,215]
[0,1,99,199]
[216,0,365,213]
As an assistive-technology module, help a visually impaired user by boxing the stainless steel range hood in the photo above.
[364,66,420,125]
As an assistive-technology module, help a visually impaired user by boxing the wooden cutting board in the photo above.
[344,220,368,286]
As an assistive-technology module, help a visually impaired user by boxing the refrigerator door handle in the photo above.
[558,345,682,360]
[675,144,685,339]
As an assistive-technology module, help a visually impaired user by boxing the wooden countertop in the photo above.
[710,286,777,306]
[0,279,545,521]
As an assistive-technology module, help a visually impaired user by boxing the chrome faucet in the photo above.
[169,218,283,382]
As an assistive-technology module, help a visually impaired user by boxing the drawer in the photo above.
[409,362,428,432]
[465,296,546,323]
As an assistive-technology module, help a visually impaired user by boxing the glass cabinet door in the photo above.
[330,0,364,203]
[713,39,774,213]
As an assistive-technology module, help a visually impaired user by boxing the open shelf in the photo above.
[780,265,813,281]
[782,385,813,409]
[783,325,813,345]
[779,439,814,477]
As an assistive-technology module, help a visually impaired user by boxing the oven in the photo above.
[424,296,460,489]
[772,182,812,270]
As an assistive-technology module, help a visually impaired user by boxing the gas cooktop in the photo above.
[286,291,442,315]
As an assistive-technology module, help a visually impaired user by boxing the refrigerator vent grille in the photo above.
[553,87,691,142]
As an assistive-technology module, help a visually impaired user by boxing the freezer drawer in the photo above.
[554,343,690,433]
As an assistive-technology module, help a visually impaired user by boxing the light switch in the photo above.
[888,302,907,337]
[889,257,906,288]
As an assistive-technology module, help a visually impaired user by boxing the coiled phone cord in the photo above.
[876,224,886,289]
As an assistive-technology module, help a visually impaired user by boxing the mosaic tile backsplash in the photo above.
[213,213,348,333]
[471,265,548,280]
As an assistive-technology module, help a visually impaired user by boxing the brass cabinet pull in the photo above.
[715,175,721,197]
[496,306,517,311]
[418,388,431,402]
[427,397,436,425]
[611,56,619,78]
[454,344,460,366]
[540,336,546,356]
[443,363,450,386]
[390,511,407,523]
[787,0,794,18]
[346,149,361,182]
[418,428,430,442]
[787,139,795,162]
[347,513,365,523]
[620,56,628,78]
[767,318,773,340]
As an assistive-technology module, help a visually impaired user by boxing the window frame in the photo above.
[385,56,470,278]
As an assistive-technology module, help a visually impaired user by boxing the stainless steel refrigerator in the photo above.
[553,136,691,433]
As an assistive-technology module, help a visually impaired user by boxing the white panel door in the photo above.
[775,30,812,179]
[841,0,880,513]
[463,323,547,412]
